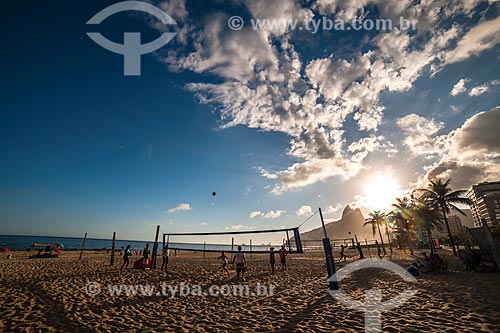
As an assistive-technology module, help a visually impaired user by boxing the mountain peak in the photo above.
[342,205,353,217]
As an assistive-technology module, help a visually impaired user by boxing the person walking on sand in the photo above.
[120,245,132,271]
[269,247,276,275]
[142,244,151,271]
[233,246,247,281]
[161,246,170,271]
[338,244,347,262]
[279,245,287,271]
[217,251,230,278]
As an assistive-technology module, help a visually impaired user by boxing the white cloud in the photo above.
[263,210,286,219]
[258,167,278,179]
[157,1,499,194]
[349,194,370,211]
[250,210,286,219]
[348,136,397,162]
[451,79,497,97]
[159,0,188,21]
[450,78,469,96]
[271,157,364,195]
[249,211,262,219]
[443,17,500,65]
[469,84,489,96]
[167,203,192,213]
[297,205,312,216]
[197,222,208,226]
[424,106,500,189]
[225,224,255,231]
[245,0,313,35]
[325,203,342,214]
[397,114,447,156]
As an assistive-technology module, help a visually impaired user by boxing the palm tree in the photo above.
[363,211,387,255]
[416,178,471,256]
[410,196,444,254]
[391,197,415,255]
[384,214,394,254]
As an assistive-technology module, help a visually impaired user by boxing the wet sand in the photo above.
[0,250,499,332]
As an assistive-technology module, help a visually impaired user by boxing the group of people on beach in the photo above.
[216,245,289,280]
[407,251,446,276]
[119,243,289,278]
[120,243,169,272]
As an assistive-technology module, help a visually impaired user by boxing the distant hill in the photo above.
[300,206,374,244]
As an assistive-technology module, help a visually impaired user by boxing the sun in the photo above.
[363,173,401,211]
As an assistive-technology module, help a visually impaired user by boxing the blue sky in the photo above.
[1,0,499,240]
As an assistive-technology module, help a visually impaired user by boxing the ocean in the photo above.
[0,235,153,251]
[0,235,272,252]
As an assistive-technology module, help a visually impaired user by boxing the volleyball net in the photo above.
[162,227,303,254]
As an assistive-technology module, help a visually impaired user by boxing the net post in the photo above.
[250,239,252,258]
[319,207,338,290]
[286,230,291,253]
[110,232,116,266]
[203,242,206,258]
[293,228,303,253]
[231,237,234,260]
[355,234,364,259]
[365,239,372,259]
[152,225,160,269]
[162,234,165,250]
[79,232,87,261]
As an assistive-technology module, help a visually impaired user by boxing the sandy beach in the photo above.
[0,250,499,332]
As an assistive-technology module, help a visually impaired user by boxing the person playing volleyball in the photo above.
[233,246,247,281]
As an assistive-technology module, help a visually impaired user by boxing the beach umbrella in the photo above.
[0,248,11,253]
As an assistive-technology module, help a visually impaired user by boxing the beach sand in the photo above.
[0,250,499,332]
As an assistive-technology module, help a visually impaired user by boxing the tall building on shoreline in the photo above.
[466,181,500,227]
[434,215,465,238]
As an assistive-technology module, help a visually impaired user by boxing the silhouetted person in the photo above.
[121,245,132,271]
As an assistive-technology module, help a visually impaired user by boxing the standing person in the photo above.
[142,244,151,271]
[338,244,347,262]
[233,246,247,281]
[375,240,382,259]
[465,245,475,272]
[356,242,364,259]
[269,247,276,275]
[161,246,170,271]
[120,245,132,271]
[279,245,287,271]
[217,251,230,278]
